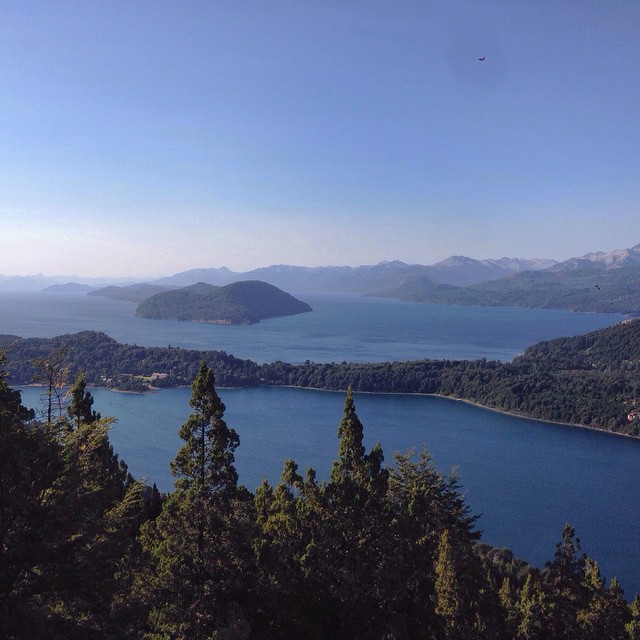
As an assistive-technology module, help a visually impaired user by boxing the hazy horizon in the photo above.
[1,242,636,283]
[2,2,638,277]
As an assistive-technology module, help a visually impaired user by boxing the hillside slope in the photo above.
[135,280,312,324]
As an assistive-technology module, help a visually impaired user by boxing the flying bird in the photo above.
[595,284,601,290]
[479,56,486,61]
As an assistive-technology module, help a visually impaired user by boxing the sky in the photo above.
[1,1,639,278]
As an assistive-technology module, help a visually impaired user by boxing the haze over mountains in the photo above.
[2,243,639,293]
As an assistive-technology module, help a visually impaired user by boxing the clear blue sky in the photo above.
[1,1,638,277]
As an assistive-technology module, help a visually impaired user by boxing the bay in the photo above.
[18,384,640,597]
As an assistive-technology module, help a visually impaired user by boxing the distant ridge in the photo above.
[2,241,638,294]
[44,283,97,292]
[150,256,557,292]
[89,283,176,303]
[550,243,640,272]
[376,264,640,315]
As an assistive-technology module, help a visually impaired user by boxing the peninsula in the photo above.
[2,318,639,437]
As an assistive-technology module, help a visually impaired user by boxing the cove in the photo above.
[18,384,640,596]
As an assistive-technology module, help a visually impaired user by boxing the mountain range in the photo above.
[149,244,640,293]
[2,242,639,296]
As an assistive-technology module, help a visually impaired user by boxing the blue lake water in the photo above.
[3,291,638,594]
[17,384,640,596]
[0,290,624,363]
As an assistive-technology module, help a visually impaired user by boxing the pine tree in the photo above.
[435,528,462,635]
[0,356,141,638]
[543,523,587,639]
[252,461,311,638]
[576,560,629,640]
[498,577,518,637]
[137,362,254,639]
[327,390,397,635]
[626,594,640,639]
[515,573,552,640]
[67,371,101,428]
[330,387,366,483]
[171,361,239,495]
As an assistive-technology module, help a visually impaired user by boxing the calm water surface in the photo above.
[5,291,638,594]
[0,290,624,363]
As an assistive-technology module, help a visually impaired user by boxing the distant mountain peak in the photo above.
[551,243,640,272]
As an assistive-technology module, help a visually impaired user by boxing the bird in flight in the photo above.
[479,56,486,61]
[595,284,601,290]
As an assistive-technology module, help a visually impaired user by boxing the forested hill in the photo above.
[0,330,262,391]
[375,264,640,315]
[517,318,640,370]
[135,280,312,324]
[2,319,639,435]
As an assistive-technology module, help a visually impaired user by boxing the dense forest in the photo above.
[2,318,639,436]
[2,357,639,639]
[135,281,312,324]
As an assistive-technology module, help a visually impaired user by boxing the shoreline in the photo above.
[246,383,640,442]
[18,380,638,441]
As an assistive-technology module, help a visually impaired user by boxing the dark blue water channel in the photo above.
[19,384,640,597]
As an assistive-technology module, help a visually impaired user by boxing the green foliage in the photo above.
[435,529,461,630]
[0,356,143,639]
[515,573,552,639]
[2,352,639,638]
[135,280,312,324]
[135,362,254,638]
[0,330,263,390]
[3,318,640,436]
[67,371,101,428]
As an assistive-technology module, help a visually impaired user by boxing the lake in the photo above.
[4,291,639,594]
[0,290,624,363]
[17,383,640,597]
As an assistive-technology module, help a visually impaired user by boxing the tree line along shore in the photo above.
[2,357,640,638]
[1,317,639,437]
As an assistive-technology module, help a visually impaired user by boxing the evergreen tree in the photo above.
[0,356,56,637]
[626,594,640,639]
[306,389,399,637]
[498,577,518,638]
[543,523,587,638]
[0,357,141,638]
[388,449,502,638]
[330,387,366,483]
[434,528,462,636]
[515,573,552,640]
[142,483,164,521]
[137,362,254,639]
[252,461,311,639]
[576,560,629,640]
[67,371,101,428]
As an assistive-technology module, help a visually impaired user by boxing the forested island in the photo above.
[134,280,312,324]
[2,357,639,638]
[2,318,639,436]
